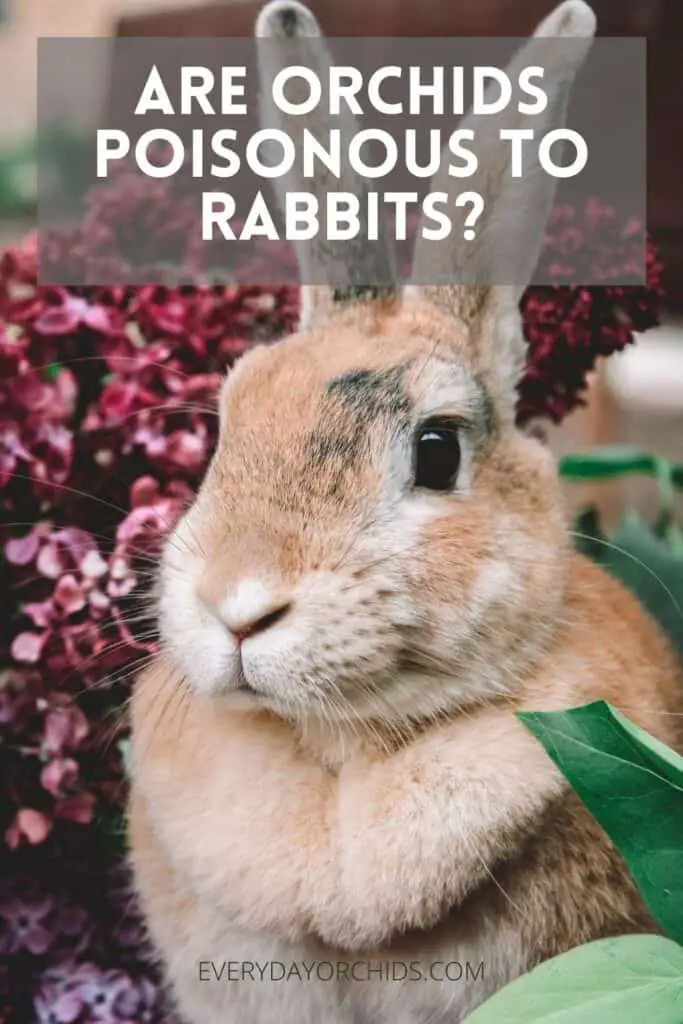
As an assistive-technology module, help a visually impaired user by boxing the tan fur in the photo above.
[128,295,683,1022]
[130,556,681,1022]
[128,3,682,1021]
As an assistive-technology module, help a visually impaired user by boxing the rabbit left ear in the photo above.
[255,1,398,329]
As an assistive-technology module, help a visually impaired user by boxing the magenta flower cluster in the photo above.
[0,204,663,1020]
[518,200,664,423]
[0,235,298,1021]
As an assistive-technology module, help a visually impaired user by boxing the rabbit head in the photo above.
[158,1,596,731]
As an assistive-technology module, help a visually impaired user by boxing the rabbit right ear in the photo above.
[408,1,596,407]
[411,1,596,307]
[255,1,398,329]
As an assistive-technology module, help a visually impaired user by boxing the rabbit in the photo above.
[128,2,683,1022]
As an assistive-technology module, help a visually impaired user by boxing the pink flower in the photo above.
[34,961,162,1023]
[5,529,41,565]
[54,575,87,615]
[129,475,160,508]
[55,793,96,825]
[11,631,48,664]
[164,426,207,471]
[5,808,52,849]
[43,705,89,757]
[40,757,80,797]
[37,540,66,579]
[21,600,54,628]
[34,294,113,336]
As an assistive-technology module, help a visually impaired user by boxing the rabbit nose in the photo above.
[198,573,293,644]
[227,602,292,644]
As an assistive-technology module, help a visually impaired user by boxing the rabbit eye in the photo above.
[413,422,461,492]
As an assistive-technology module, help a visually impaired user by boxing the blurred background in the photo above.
[0,0,680,523]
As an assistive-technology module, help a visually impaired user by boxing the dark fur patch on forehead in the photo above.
[331,285,397,307]
[306,365,411,487]
[309,430,361,468]
[325,365,411,422]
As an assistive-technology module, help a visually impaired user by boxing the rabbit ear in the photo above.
[409,1,596,380]
[255,1,398,329]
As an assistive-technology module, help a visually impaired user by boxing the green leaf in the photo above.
[43,362,63,383]
[665,522,683,559]
[465,934,683,1023]
[560,447,656,480]
[608,704,683,786]
[559,447,683,492]
[654,458,677,519]
[517,701,683,944]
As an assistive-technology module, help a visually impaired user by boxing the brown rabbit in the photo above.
[128,2,683,1022]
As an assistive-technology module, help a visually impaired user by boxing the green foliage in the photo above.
[0,127,94,216]
[519,701,683,944]
[466,934,683,1023]
[466,703,683,1022]
[560,446,659,480]
[0,136,36,213]
[573,508,683,656]
[560,447,683,489]
[467,447,683,1021]
[561,446,683,655]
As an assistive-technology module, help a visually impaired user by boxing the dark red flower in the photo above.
[516,202,664,424]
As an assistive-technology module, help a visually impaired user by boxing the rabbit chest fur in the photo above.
[129,557,681,1024]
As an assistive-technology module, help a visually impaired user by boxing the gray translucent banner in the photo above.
[37,36,645,287]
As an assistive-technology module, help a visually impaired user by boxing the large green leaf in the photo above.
[517,701,683,944]
[573,510,683,656]
[465,934,683,1023]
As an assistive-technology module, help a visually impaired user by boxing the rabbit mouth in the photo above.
[235,658,261,697]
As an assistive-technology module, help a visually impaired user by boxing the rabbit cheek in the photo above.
[470,559,517,610]
[157,515,239,697]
